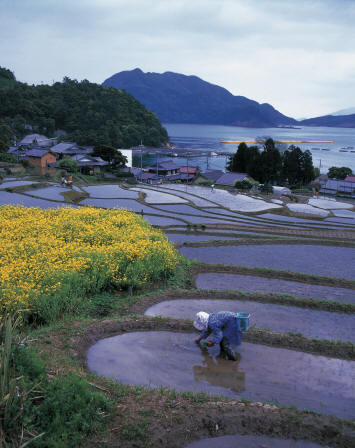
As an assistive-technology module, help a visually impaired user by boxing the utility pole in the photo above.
[186,152,189,192]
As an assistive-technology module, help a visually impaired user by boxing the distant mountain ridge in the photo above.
[331,107,355,116]
[102,68,297,128]
[299,114,355,128]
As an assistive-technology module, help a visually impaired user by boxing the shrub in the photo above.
[234,179,252,190]
[28,374,112,448]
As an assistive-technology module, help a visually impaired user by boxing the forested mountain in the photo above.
[102,68,297,128]
[0,67,168,149]
[299,114,355,128]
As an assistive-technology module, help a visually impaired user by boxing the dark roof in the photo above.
[180,166,198,174]
[50,142,92,156]
[167,173,193,181]
[216,172,248,186]
[19,134,49,145]
[141,172,159,180]
[158,161,179,170]
[71,155,108,166]
[200,170,224,182]
[26,149,55,158]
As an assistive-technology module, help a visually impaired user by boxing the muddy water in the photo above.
[87,331,355,419]
[195,273,355,304]
[145,300,354,342]
[180,245,355,280]
[185,434,324,448]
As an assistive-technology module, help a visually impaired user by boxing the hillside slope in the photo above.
[102,68,297,128]
[0,69,168,148]
[300,114,355,128]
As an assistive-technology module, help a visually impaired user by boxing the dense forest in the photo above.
[0,67,169,149]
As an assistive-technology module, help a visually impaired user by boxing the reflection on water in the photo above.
[87,331,355,419]
[193,350,245,393]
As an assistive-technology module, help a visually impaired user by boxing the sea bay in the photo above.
[154,124,355,174]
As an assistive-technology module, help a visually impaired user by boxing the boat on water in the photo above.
[321,148,331,151]
[311,147,320,150]
[339,149,349,152]
[341,146,354,150]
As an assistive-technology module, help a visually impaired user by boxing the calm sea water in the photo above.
[158,124,355,174]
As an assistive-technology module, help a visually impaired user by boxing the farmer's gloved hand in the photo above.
[207,341,214,347]
[195,338,202,344]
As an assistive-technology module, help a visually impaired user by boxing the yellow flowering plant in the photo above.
[0,206,178,322]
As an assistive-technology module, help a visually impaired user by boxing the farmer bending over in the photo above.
[193,311,242,361]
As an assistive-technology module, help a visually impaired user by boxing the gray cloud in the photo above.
[0,0,354,117]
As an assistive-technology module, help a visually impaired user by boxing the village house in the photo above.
[26,149,57,172]
[50,142,93,159]
[146,161,180,176]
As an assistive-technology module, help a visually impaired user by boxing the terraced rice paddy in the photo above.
[3,178,355,446]
[180,244,355,280]
[87,332,355,419]
[195,273,355,303]
[145,299,354,341]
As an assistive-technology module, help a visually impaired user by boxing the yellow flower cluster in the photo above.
[0,206,178,318]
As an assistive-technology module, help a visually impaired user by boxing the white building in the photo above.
[119,149,132,167]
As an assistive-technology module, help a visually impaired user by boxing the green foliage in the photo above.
[27,374,112,448]
[0,152,16,163]
[227,143,260,179]
[327,166,353,180]
[0,73,169,148]
[58,156,78,173]
[259,183,273,194]
[122,420,150,442]
[0,67,16,90]
[227,139,315,186]
[195,179,213,186]
[234,178,252,190]
[92,145,127,167]
[86,292,117,317]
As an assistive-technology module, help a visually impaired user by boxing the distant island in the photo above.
[103,68,355,129]
[299,114,355,128]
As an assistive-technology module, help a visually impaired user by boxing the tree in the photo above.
[58,157,78,173]
[327,166,353,180]
[301,150,315,184]
[259,138,282,184]
[0,123,14,150]
[92,145,127,167]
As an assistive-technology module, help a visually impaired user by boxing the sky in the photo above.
[1,0,355,119]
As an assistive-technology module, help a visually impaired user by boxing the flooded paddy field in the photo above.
[0,191,77,208]
[0,180,38,188]
[26,186,69,201]
[87,331,355,419]
[82,184,139,198]
[145,299,354,341]
[180,245,355,280]
[185,434,325,448]
[195,273,355,304]
[144,215,186,226]
[165,233,242,243]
